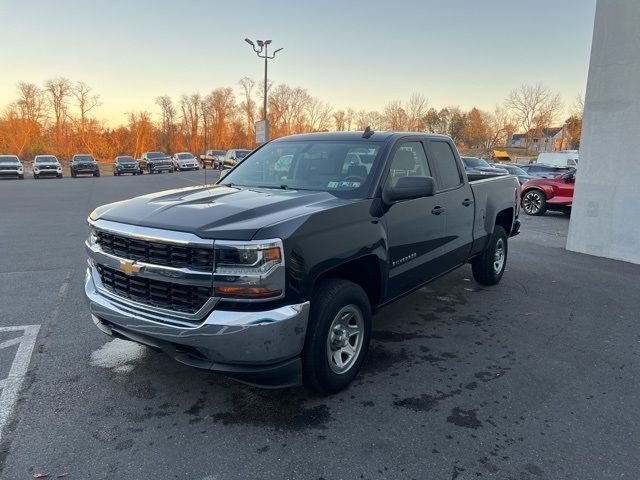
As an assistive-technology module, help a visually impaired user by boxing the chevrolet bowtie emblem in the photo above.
[119,259,142,276]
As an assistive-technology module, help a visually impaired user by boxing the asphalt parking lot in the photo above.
[1,172,639,480]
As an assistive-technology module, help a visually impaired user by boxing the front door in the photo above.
[382,141,447,300]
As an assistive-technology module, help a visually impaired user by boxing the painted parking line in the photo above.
[0,325,40,442]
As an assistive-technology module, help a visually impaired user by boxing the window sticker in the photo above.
[327,181,361,189]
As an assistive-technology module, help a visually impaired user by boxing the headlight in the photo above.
[57,167,62,172]
[34,167,39,173]
[213,239,285,300]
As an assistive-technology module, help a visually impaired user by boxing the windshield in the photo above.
[36,156,57,163]
[210,150,226,156]
[462,157,491,168]
[177,153,194,159]
[0,155,20,163]
[147,152,167,159]
[220,141,382,196]
[235,150,251,159]
[116,157,135,163]
[73,155,95,162]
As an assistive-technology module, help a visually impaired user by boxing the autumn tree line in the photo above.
[0,77,583,161]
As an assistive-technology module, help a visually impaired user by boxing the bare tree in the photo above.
[383,100,408,130]
[72,81,101,151]
[333,110,346,131]
[44,77,72,154]
[180,93,203,152]
[505,83,562,149]
[155,95,176,152]
[405,93,429,131]
[305,98,333,132]
[238,77,256,145]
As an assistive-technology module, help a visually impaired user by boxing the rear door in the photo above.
[426,139,475,269]
[382,140,447,299]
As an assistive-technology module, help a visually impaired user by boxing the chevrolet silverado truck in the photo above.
[139,151,174,174]
[85,131,520,393]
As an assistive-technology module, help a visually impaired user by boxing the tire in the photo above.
[472,225,508,286]
[302,279,372,394]
[94,171,100,177]
[34,174,39,179]
[561,207,571,216]
[19,174,24,180]
[71,171,76,178]
[57,173,62,178]
[521,189,547,216]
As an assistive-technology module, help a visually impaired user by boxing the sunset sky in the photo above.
[0,0,596,127]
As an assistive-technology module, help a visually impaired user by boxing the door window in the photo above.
[388,142,431,187]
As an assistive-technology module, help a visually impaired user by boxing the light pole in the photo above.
[244,38,283,142]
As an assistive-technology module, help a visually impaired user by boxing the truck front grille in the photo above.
[96,231,213,271]
[97,264,210,314]
[0,166,19,171]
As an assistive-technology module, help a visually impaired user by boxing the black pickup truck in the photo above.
[85,131,520,393]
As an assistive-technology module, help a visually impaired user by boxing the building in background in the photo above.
[508,126,567,152]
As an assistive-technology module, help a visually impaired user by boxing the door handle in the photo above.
[431,206,445,215]
[462,198,474,206]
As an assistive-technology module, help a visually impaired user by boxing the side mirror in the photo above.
[386,176,435,202]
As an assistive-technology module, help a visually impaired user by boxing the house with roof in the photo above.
[508,126,567,152]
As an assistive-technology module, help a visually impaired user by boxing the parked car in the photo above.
[520,171,575,215]
[200,149,227,168]
[516,164,573,179]
[172,152,199,171]
[461,156,508,181]
[223,149,251,167]
[492,163,536,185]
[33,155,63,179]
[0,155,24,179]
[537,151,579,168]
[85,131,520,393]
[139,151,173,174]
[71,154,100,177]
[113,156,143,176]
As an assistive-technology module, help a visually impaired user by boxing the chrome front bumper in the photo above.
[85,267,309,364]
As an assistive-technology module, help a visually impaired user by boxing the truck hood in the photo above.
[92,185,348,240]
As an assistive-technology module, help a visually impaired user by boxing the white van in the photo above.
[536,151,579,168]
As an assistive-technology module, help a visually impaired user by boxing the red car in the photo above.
[520,171,575,215]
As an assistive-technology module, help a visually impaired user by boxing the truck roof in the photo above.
[271,131,451,143]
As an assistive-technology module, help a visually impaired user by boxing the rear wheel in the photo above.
[472,226,508,286]
[303,279,371,394]
[521,189,547,216]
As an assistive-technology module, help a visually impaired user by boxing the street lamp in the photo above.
[244,37,283,142]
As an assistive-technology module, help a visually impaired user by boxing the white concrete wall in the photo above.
[566,0,640,264]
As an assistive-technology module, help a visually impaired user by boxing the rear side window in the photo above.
[428,141,462,190]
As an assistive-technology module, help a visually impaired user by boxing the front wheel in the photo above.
[472,226,508,286]
[303,279,371,394]
[521,189,547,216]
[94,171,100,177]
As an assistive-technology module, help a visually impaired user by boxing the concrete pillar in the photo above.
[566,0,640,264]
